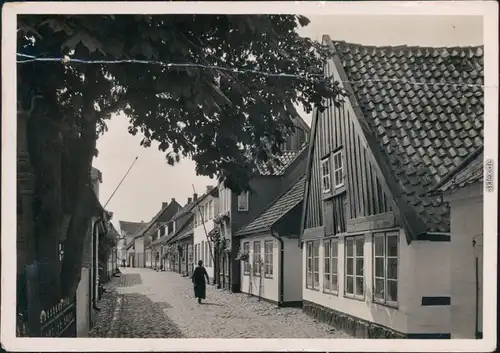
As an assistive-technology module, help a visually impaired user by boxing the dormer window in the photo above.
[237,191,249,212]
[321,158,331,193]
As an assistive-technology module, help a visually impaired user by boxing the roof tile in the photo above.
[332,41,484,232]
[236,176,306,236]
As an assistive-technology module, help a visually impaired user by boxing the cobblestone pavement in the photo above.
[90,267,351,338]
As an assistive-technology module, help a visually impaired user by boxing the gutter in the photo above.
[270,228,285,307]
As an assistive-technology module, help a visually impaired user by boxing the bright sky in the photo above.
[93,15,483,230]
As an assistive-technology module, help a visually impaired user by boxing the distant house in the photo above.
[300,36,483,338]
[215,115,310,292]
[236,176,305,306]
[152,196,197,272]
[431,146,484,339]
[118,220,145,267]
[126,199,182,268]
[192,186,219,281]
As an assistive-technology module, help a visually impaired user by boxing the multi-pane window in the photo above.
[253,241,262,276]
[321,158,331,193]
[374,232,399,305]
[305,240,320,289]
[264,240,273,278]
[237,191,249,211]
[243,242,250,274]
[323,239,339,294]
[345,236,365,298]
[208,200,213,219]
[332,150,344,188]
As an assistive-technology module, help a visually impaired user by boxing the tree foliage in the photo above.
[17,15,340,305]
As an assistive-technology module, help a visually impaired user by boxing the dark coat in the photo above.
[191,266,209,299]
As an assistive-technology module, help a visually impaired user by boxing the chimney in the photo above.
[171,197,176,203]
[187,197,192,204]
[206,185,214,193]
[162,202,169,209]
[193,193,198,201]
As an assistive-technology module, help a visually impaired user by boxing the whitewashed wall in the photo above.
[76,267,91,337]
[193,219,215,279]
[135,237,144,267]
[240,234,279,303]
[302,228,451,335]
[445,183,483,338]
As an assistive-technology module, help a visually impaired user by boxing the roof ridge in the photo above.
[329,39,484,50]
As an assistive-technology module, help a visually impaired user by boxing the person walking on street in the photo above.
[191,260,210,304]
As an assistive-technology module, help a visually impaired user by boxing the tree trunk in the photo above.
[60,116,98,299]
[27,109,64,309]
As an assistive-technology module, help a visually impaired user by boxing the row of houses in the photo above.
[118,37,485,339]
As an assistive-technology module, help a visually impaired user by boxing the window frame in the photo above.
[237,191,250,212]
[253,240,262,277]
[323,238,339,295]
[243,242,250,275]
[320,158,332,194]
[305,240,320,290]
[264,240,274,278]
[344,235,365,300]
[373,231,399,307]
[332,149,345,189]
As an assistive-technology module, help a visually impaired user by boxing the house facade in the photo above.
[300,37,483,338]
[126,199,182,268]
[152,196,197,272]
[118,220,144,267]
[192,186,218,280]
[236,176,305,306]
[215,117,311,292]
[432,147,484,339]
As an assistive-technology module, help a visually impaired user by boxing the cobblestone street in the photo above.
[89,268,351,338]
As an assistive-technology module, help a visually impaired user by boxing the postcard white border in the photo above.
[2,1,498,352]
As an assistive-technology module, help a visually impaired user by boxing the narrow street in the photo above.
[89,268,350,338]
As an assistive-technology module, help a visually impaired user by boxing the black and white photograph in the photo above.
[1,1,498,352]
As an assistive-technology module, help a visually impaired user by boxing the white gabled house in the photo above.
[192,186,219,280]
[431,146,484,339]
[236,176,305,306]
[299,36,484,338]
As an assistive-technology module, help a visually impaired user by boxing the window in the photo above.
[373,232,399,305]
[253,241,262,276]
[264,240,274,277]
[208,200,213,219]
[237,191,249,211]
[332,150,344,188]
[321,158,331,193]
[323,239,339,294]
[243,242,250,274]
[201,241,205,263]
[345,236,365,298]
[306,240,320,290]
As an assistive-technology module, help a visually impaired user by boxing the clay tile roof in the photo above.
[256,145,307,176]
[435,146,484,193]
[119,220,145,235]
[331,39,484,232]
[236,176,306,236]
